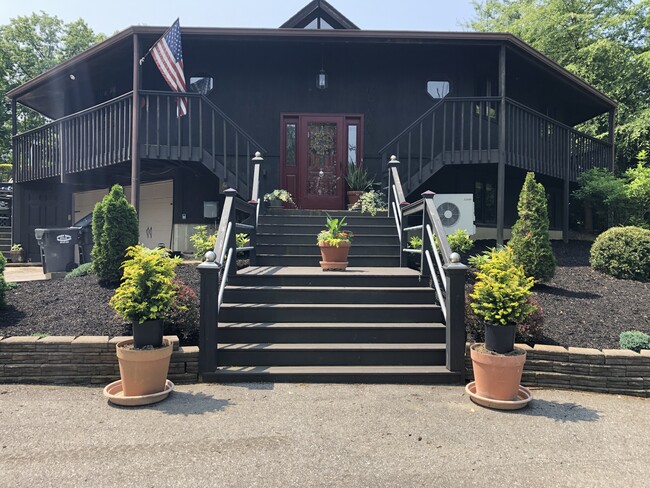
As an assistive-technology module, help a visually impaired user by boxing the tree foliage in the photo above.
[0,12,105,163]
[509,172,556,282]
[468,0,650,170]
[91,185,139,285]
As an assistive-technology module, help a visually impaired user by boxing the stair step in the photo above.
[256,254,400,267]
[203,365,460,384]
[256,243,400,256]
[230,267,427,288]
[257,224,396,235]
[218,322,446,343]
[257,233,399,245]
[217,342,446,366]
[219,303,443,323]
[265,209,388,217]
[259,215,394,225]
[224,286,436,304]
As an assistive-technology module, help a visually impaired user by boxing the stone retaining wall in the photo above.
[466,343,650,398]
[0,335,199,385]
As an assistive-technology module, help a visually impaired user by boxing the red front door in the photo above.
[281,114,363,210]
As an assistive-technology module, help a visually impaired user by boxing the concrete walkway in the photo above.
[4,265,46,282]
[0,383,646,487]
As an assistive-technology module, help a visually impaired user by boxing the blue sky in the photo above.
[0,0,477,34]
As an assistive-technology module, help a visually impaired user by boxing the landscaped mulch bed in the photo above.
[0,244,648,350]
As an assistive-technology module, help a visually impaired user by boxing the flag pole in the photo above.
[139,18,179,65]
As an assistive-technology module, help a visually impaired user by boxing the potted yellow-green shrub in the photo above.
[317,214,353,271]
[109,245,181,398]
[469,246,535,405]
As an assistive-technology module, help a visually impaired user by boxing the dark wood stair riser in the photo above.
[229,274,428,288]
[217,347,446,367]
[219,305,443,323]
[256,244,400,256]
[257,224,396,235]
[203,370,462,385]
[259,215,395,225]
[256,255,401,267]
[223,288,436,304]
[257,234,399,245]
[218,325,446,344]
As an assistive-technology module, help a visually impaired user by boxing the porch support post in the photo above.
[608,108,616,172]
[130,33,141,214]
[444,254,468,378]
[198,257,220,375]
[563,130,571,243]
[10,98,23,249]
[496,44,507,246]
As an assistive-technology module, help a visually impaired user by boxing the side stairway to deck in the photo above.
[201,209,462,384]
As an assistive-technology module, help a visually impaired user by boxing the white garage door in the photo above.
[72,180,173,250]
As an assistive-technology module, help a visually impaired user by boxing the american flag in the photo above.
[151,19,188,116]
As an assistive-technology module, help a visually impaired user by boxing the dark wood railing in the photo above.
[379,96,613,196]
[197,154,263,373]
[140,91,266,198]
[14,90,266,198]
[14,93,133,183]
[387,159,468,378]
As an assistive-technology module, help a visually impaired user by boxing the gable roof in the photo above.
[280,0,359,29]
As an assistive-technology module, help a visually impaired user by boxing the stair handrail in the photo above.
[398,185,468,378]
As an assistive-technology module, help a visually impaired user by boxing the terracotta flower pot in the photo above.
[470,343,526,401]
[318,241,352,271]
[116,339,173,397]
[347,191,363,206]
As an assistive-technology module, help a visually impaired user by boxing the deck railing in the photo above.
[387,157,468,377]
[14,93,133,183]
[13,90,266,196]
[140,91,266,198]
[379,96,613,196]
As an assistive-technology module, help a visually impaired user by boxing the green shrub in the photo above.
[91,185,139,284]
[447,229,474,254]
[65,262,94,279]
[509,172,556,282]
[0,253,6,309]
[619,331,650,352]
[408,236,423,249]
[190,225,217,260]
[590,226,650,282]
[0,163,12,182]
[0,252,6,274]
[466,293,543,344]
[469,246,536,326]
[164,278,199,342]
[110,246,181,323]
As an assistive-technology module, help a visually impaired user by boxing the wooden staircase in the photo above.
[202,210,462,384]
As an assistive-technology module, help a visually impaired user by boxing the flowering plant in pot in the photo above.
[109,245,181,397]
[469,246,535,402]
[9,243,24,263]
[316,214,353,271]
[345,162,375,207]
[263,189,295,208]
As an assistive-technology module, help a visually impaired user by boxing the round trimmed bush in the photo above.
[590,226,650,282]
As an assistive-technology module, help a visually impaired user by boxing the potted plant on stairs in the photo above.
[317,214,353,271]
[9,244,24,263]
[345,162,375,208]
[108,245,181,402]
[467,246,536,409]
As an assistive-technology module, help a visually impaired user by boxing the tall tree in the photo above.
[0,12,105,163]
[468,0,650,170]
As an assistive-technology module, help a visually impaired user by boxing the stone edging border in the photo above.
[1,335,648,397]
[0,335,198,385]
[466,343,650,398]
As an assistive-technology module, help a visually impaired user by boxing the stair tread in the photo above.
[237,266,420,276]
[220,322,445,328]
[212,365,452,374]
[218,343,446,350]
[221,303,440,309]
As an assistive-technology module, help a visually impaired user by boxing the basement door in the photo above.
[281,114,363,210]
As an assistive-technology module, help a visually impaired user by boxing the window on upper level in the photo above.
[426,81,450,100]
[189,76,214,95]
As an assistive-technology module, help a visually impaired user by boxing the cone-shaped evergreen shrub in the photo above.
[91,185,139,284]
[509,172,556,282]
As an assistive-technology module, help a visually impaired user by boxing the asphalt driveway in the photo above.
[0,383,646,487]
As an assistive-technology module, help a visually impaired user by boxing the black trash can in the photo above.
[74,213,94,265]
[34,227,81,274]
